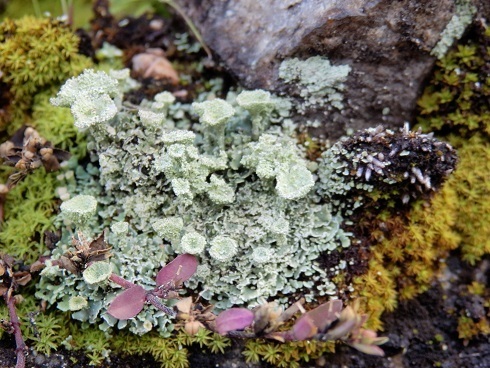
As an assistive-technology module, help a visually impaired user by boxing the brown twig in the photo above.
[4,293,27,368]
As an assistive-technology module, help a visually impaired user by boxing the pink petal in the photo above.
[215,308,254,335]
[107,285,146,320]
[156,254,198,287]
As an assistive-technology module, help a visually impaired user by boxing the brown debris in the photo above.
[58,232,112,276]
[132,48,179,83]
[0,126,70,189]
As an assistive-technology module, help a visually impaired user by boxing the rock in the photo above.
[174,0,482,140]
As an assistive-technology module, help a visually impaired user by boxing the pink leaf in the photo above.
[303,300,343,332]
[349,342,386,356]
[107,285,147,320]
[292,315,318,340]
[324,317,358,340]
[215,308,254,335]
[265,331,289,342]
[156,254,198,287]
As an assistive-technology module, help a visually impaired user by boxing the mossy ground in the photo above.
[0,4,489,368]
[352,22,490,342]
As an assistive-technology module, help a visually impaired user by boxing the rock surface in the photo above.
[174,0,481,140]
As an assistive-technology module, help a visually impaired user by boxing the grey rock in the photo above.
[174,0,481,140]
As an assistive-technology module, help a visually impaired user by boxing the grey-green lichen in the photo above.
[279,56,351,111]
[37,68,351,334]
[50,69,122,129]
[60,194,98,227]
[431,0,476,59]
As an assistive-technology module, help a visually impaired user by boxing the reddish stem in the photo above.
[4,294,26,368]
[109,273,135,289]
[146,294,176,317]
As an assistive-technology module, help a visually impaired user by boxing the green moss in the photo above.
[26,312,67,356]
[457,315,490,341]
[31,89,87,158]
[0,16,93,132]
[70,325,111,366]
[0,52,89,265]
[0,168,59,263]
[418,25,490,138]
[0,293,70,356]
[243,339,335,368]
[109,328,232,368]
[0,111,84,263]
[353,24,490,332]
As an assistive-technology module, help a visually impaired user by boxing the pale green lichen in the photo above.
[275,163,315,200]
[208,236,238,262]
[69,296,89,311]
[111,221,129,235]
[83,262,113,285]
[60,194,98,227]
[50,69,128,129]
[236,90,274,138]
[95,42,123,61]
[152,217,184,243]
[192,99,235,152]
[279,56,351,111]
[180,232,207,255]
[241,134,314,199]
[38,69,351,334]
[431,0,476,59]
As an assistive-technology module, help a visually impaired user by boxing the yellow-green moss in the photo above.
[0,92,86,264]
[243,339,335,368]
[417,25,490,138]
[0,168,59,263]
[457,315,490,342]
[353,182,460,331]
[0,16,92,132]
[354,135,490,330]
[447,134,490,265]
[354,24,490,332]
[0,16,91,254]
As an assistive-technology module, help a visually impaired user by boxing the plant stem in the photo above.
[146,294,176,317]
[31,0,41,17]
[109,273,135,289]
[4,294,26,368]
[160,0,213,60]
